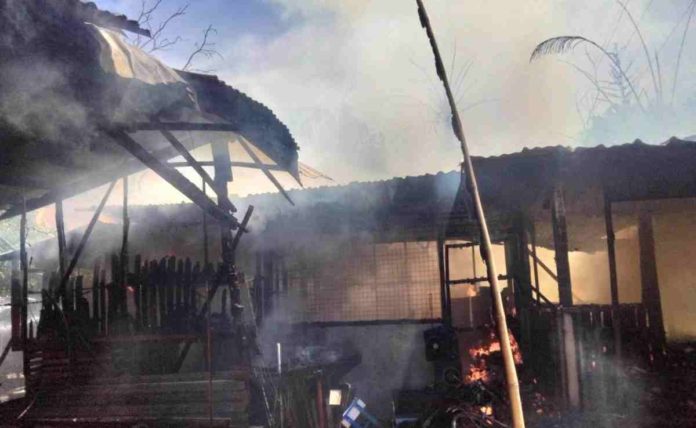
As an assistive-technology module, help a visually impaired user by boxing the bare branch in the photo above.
[133,1,189,53]
[182,25,223,71]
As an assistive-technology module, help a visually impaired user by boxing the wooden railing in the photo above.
[38,255,225,339]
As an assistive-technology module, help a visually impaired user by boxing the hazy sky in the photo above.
[93,0,696,187]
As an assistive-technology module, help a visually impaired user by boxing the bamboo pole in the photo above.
[415,2,525,426]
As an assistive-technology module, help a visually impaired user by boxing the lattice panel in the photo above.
[283,241,441,323]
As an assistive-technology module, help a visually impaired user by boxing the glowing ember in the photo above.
[465,328,523,384]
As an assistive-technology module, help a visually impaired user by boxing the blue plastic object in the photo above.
[341,398,380,428]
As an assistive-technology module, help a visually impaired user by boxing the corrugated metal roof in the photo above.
[0,1,299,219]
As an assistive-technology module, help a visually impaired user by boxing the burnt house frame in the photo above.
[0,2,300,425]
[245,140,696,413]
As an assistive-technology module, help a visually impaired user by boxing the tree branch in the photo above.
[182,25,223,71]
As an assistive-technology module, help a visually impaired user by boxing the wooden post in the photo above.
[20,200,29,382]
[638,210,666,345]
[157,258,167,328]
[202,180,209,266]
[603,192,622,358]
[59,181,117,302]
[443,243,452,326]
[436,235,448,325]
[184,258,192,312]
[120,176,130,319]
[166,257,176,317]
[55,200,67,278]
[134,254,142,330]
[316,376,328,428]
[92,260,100,325]
[561,311,581,410]
[551,185,573,306]
[99,266,107,334]
[529,222,541,305]
[212,140,241,322]
[511,214,533,355]
[149,260,159,329]
[11,273,21,351]
[20,201,28,345]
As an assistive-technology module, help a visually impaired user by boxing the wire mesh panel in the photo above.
[282,241,441,323]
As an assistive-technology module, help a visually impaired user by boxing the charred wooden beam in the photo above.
[99,267,107,335]
[238,137,295,206]
[604,193,620,307]
[134,255,142,331]
[55,200,67,277]
[527,245,558,283]
[120,176,130,320]
[108,130,239,228]
[10,276,20,350]
[20,200,29,381]
[437,235,448,325]
[603,191,622,358]
[202,180,209,266]
[0,144,186,221]
[551,185,573,306]
[157,127,216,190]
[129,122,239,132]
[168,160,287,171]
[0,338,12,368]
[447,274,509,285]
[230,206,254,254]
[20,201,28,349]
[638,210,666,345]
[59,181,117,307]
[529,222,541,305]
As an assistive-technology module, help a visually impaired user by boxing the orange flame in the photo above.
[465,328,523,384]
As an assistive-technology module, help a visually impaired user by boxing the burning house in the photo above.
[8,138,695,426]
[1,1,696,428]
[0,1,303,426]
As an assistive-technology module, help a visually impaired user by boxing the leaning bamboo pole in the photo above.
[414,2,525,426]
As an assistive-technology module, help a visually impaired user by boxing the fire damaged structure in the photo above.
[236,139,696,425]
[12,139,695,425]
[0,1,302,426]
[1,1,696,428]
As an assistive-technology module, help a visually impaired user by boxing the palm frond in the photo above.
[530,36,600,62]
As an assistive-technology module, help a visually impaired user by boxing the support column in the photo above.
[551,185,573,306]
[436,235,450,325]
[211,141,240,319]
[55,200,67,277]
[120,176,130,318]
[638,210,665,345]
[603,192,622,358]
[552,185,580,410]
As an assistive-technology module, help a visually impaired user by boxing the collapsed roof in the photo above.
[0,0,299,218]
